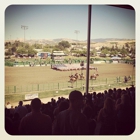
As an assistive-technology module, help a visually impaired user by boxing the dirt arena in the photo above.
[5,63,135,107]
[5,63,135,86]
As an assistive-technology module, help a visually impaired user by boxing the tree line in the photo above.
[5,40,135,58]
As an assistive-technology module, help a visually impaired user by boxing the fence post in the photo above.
[38,84,39,91]
[14,86,16,93]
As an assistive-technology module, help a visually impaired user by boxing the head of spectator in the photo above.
[69,90,83,111]
[18,101,23,106]
[103,97,115,114]
[31,98,41,112]
[121,94,131,105]
[59,100,69,113]
[6,102,12,109]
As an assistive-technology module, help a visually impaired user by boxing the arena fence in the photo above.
[5,76,135,94]
[5,58,134,67]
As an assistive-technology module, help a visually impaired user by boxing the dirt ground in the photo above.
[5,63,135,86]
[5,63,135,107]
[10,86,131,108]
[11,94,69,107]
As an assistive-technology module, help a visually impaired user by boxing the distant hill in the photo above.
[90,38,134,43]
[25,38,135,45]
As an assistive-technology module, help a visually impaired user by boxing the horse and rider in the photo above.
[90,66,99,80]
[90,73,99,80]
[79,73,85,80]
[69,73,79,82]
[124,75,131,83]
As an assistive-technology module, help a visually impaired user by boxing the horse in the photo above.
[79,73,85,80]
[90,73,99,80]
[74,73,79,80]
[127,75,131,81]
[124,75,131,83]
[69,75,77,83]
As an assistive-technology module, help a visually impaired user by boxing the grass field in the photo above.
[5,63,135,103]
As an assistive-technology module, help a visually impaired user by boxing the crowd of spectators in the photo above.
[5,86,135,135]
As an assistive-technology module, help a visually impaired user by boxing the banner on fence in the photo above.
[25,93,38,100]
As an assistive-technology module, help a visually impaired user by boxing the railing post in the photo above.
[14,86,16,93]
[38,84,39,91]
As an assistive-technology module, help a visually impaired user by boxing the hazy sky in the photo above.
[5,5,135,41]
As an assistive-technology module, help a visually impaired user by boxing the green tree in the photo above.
[16,47,27,54]
[11,46,17,54]
[5,48,12,56]
[28,48,37,55]
[32,43,43,49]
[58,41,71,49]
[120,47,128,57]
[101,48,109,55]
[42,47,51,52]
[5,42,12,49]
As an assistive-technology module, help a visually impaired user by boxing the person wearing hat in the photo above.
[52,90,89,135]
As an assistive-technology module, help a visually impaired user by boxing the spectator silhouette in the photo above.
[52,90,89,135]
[14,101,28,120]
[5,116,14,135]
[83,105,96,135]
[53,100,69,119]
[96,97,116,135]
[12,113,21,135]
[5,86,135,135]
[116,94,134,134]
[19,98,52,135]
[42,103,54,122]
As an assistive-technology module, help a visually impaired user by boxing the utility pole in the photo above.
[21,25,28,44]
[86,5,92,95]
[74,30,80,47]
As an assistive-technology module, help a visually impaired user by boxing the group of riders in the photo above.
[69,73,85,82]
[116,75,131,83]
[69,71,131,84]
[69,67,99,83]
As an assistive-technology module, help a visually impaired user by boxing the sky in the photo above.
[5,5,135,41]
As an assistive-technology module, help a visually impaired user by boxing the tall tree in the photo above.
[58,41,71,49]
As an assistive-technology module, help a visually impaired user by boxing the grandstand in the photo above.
[51,63,95,71]
[51,51,66,62]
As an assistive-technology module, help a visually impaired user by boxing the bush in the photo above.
[5,60,14,66]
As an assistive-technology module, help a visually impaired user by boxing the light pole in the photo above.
[74,30,80,47]
[21,25,28,44]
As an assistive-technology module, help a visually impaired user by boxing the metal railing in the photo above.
[5,76,135,94]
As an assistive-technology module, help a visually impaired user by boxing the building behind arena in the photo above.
[37,52,51,59]
[51,51,66,62]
